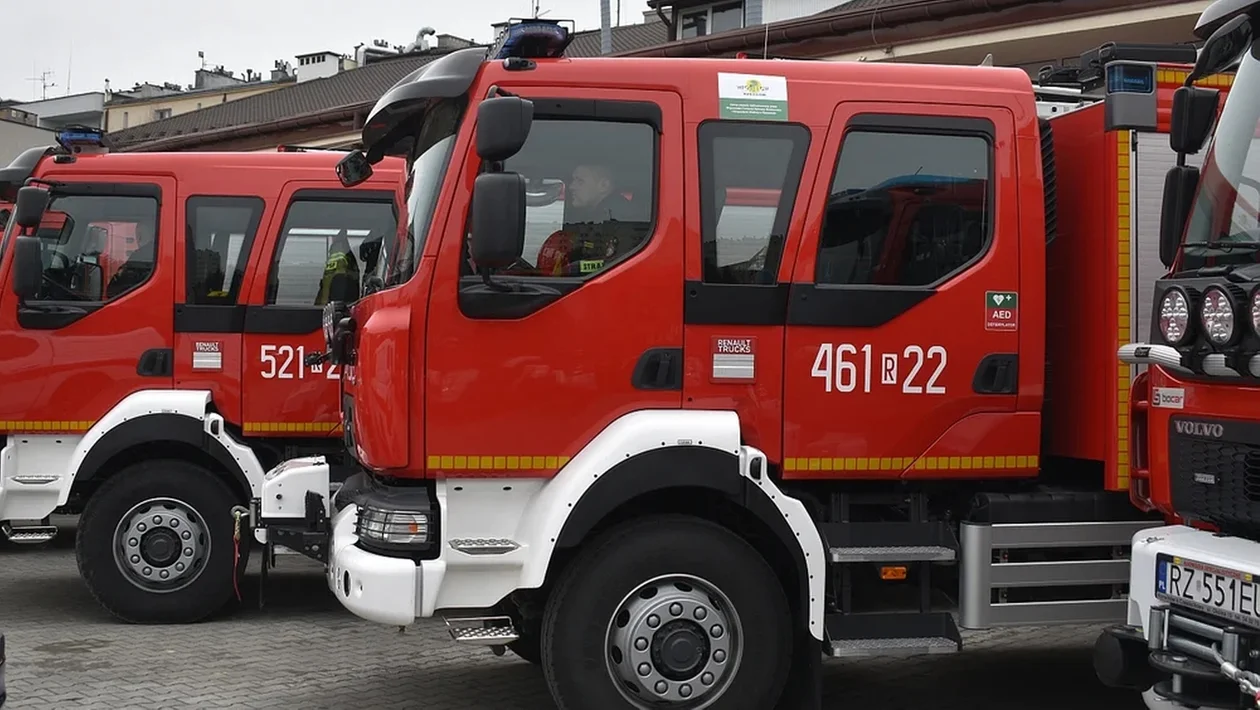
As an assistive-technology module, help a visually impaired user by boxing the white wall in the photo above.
[0,119,56,164]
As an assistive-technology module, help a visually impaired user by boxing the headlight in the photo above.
[1251,289,1260,337]
[1200,286,1237,345]
[355,505,432,547]
[1159,288,1191,345]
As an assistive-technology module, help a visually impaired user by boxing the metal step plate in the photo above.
[824,611,962,659]
[820,521,960,564]
[443,616,519,645]
[829,635,959,658]
[1,524,57,545]
[829,544,956,563]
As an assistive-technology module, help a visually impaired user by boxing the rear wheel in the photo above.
[76,459,248,624]
[540,515,792,710]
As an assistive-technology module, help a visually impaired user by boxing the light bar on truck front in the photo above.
[55,126,108,154]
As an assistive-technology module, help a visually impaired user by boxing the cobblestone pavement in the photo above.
[1,516,1147,710]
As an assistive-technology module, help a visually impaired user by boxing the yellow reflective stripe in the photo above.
[426,455,572,471]
[782,455,1040,472]
[243,422,341,434]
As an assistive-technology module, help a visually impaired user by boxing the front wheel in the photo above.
[540,515,792,710]
[76,459,248,624]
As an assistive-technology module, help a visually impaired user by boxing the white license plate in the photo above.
[1155,552,1260,630]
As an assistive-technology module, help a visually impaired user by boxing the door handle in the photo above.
[136,348,174,378]
[632,347,683,391]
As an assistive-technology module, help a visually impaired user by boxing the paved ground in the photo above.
[1,516,1149,710]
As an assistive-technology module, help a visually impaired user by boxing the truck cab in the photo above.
[0,134,405,623]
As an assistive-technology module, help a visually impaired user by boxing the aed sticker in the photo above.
[984,291,1019,332]
[192,340,223,372]
[712,336,756,382]
[1152,387,1186,409]
[717,73,788,121]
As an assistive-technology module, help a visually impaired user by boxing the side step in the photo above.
[1,522,57,545]
[824,611,962,658]
[822,521,958,563]
[443,615,520,645]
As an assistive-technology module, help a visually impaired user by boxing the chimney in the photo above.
[643,9,661,23]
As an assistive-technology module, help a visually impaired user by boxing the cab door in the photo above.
[781,103,1028,479]
[0,179,176,433]
[172,195,267,428]
[423,88,684,476]
[239,184,398,443]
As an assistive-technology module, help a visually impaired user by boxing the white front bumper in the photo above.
[326,503,447,626]
[1129,524,1260,635]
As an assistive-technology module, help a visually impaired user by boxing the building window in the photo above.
[679,1,744,39]
[154,108,172,120]
[815,123,993,288]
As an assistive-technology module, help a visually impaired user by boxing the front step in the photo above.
[1,522,57,544]
[824,611,962,658]
[443,615,520,645]
[822,521,958,563]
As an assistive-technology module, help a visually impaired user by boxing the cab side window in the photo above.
[185,196,264,305]
[467,118,656,278]
[29,192,159,303]
[266,194,398,307]
[698,121,811,285]
[815,119,992,287]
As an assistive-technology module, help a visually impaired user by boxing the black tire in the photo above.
[75,459,249,624]
[540,515,792,710]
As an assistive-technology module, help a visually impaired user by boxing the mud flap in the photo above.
[775,617,822,710]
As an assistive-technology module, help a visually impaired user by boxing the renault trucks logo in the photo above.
[1174,420,1225,438]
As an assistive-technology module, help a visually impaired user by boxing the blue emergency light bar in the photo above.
[489,18,575,61]
[55,126,108,152]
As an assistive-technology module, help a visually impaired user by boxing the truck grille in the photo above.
[1168,416,1260,535]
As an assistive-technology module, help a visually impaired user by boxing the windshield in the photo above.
[1180,39,1260,267]
[386,97,466,287]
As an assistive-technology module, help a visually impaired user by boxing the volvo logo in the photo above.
[1175,420,1226,438]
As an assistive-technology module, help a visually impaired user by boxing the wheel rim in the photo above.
[604,574,743,709]
[112,497,212,593]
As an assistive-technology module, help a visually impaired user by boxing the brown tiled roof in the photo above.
[109,21,670,151]
[107,55,441,149]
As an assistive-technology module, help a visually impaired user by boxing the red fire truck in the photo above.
[1095,1,1260,708]
[237,23,1214,709]
[0,133,406,624]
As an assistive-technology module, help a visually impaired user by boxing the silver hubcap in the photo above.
[112,497,211,593]
[605,574,742,709]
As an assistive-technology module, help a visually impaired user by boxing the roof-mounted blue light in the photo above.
[55,125,108,154]
[489,18,575,61]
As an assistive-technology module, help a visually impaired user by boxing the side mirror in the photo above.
[13,186,49,229]
[1189,14,1252,84]
[469,172,526,269]
[12,235,42,299]
[1159,165,1200,268]
[335,150,374,188]
[476,96,534,163]
[1169,86,1221,155]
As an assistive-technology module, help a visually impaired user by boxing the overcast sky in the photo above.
[2,0,649,102]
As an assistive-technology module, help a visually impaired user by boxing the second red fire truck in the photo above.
[0,138,405,623]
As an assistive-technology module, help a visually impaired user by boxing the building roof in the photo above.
[618,0,1183,58]
[110,21,670,152]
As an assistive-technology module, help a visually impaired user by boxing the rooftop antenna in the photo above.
[66,41,72,95]
[27,69,56,100]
